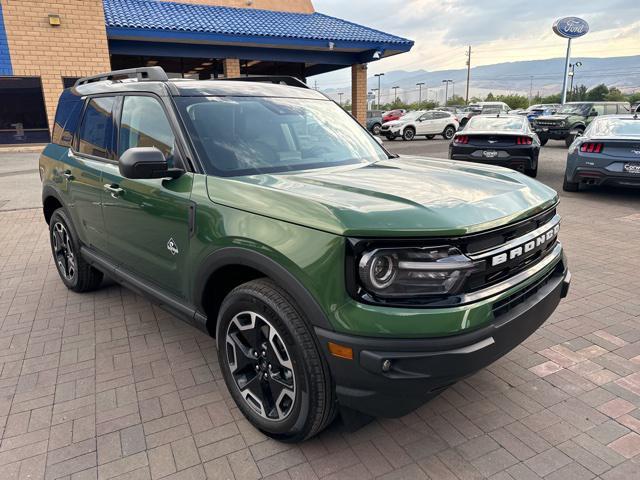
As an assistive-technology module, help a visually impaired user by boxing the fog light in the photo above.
[382,359,392,372]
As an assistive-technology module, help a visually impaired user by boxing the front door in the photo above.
[101,95,193,299]
[416,112,435,135]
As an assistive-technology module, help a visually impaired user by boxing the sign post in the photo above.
[552,17,589,104]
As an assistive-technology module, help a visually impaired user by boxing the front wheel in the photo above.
[217,279,335,442]
[442,125,456,140]
[565,128,583,147]
[49,209,103,292]
[402,128,415,141]
[371,123,382,136]
[538,136,549,146]
[426,135,435,140]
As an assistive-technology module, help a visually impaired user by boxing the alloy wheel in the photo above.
[52,222,76,281]
[225,311,296,421]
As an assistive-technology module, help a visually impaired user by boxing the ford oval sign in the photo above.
[553,17,589,39]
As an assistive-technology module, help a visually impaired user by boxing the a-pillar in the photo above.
[223,58,241,78]
[351,63,368,126]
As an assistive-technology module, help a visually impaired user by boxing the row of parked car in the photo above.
[367,101,640,192]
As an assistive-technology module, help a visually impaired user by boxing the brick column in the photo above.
[223,58,241,78]
[351,63,368,126]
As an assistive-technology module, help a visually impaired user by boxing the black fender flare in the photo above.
[193,247,334,332]
[42,184,68,223]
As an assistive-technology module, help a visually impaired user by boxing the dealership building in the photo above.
[0,0,413,145]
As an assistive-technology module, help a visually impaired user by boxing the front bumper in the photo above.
[533,127,569,139]
[449,146,536,171]
[316,260,570,418]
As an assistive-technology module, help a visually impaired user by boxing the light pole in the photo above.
[393,86,400,102]
[338,92,344,106]
[417,82,425,105]
[374,73,385,109]
[442,79,453,106]
[568,61,582,101]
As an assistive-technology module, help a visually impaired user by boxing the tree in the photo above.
[570,84,588,102]
[627,92,640,104]
[604,87,625,101]
[447,95,466,106]
[586,84,609,101]
[496,94,529,110]
[410,100,438,111]
[485,92,495,101]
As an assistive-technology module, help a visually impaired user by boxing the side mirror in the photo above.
[119,147,182,179]
[589,111,598,117]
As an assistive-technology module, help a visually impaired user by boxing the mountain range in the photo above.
[324,55,640,104]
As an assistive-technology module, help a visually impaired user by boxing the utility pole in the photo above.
[374,73,385,109]
[529,76,534,105]
[465,45,471,104]
[442,79,452,106]
[393,86,400,102]
[417,82,425,105]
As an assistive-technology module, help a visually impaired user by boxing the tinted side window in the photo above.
[78,97,116,159]
[592,105,605,116]
[434,112,449,119]
[604,105,617,115]
[119,96,175,166]
[52,99,83,147]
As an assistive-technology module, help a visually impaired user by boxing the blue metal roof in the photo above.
[103,0,413,51]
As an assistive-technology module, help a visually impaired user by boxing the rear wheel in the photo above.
[402,128,415,141]
[217,279,335,442]
[49,209,103,292]
[442,125,456,140]
[563,176,580,192]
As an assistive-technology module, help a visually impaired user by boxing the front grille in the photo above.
[492,263,561,318]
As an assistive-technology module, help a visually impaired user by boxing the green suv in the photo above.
[41,67,570,442]
[532,101,631,147]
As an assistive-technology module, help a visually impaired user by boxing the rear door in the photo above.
[433,111,451,132]
[101,94,194,298]
[65,96,117,252]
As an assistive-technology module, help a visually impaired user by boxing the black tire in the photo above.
[426,135,435,140]
[525,156,539,178]
[49,209,103,292]
[442,125,456,140]
[539,136,549,146]
[385,134,395,141]
[217,279,336,442]
[402,127,415,141]
[565,128,583,147]
[563,176,580,192]
[371,123,382,136]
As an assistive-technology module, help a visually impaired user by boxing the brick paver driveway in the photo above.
[1,144,640,479]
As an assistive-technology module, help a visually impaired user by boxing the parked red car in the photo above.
[382,109,405,122]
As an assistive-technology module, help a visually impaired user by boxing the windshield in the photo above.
[589,118,640,137]
[558,103,590,115]
[176,96,388,176]
[465,116,526,131]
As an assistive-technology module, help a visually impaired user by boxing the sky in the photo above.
[312,0,640,90]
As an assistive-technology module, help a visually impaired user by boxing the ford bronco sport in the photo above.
[41,67,570,442]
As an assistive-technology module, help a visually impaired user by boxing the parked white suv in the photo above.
[381,110,460,141]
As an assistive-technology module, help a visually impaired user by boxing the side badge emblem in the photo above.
[167,238,179,256]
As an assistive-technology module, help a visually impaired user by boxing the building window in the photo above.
[0,77,50,144]
[62,77,80,89]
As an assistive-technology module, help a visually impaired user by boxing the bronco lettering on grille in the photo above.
[491,224,560,267]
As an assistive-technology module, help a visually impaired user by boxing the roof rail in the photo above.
[223,75,310,89]
[75,67,169,87]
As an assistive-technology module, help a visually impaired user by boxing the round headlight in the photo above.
[369,255,397,289]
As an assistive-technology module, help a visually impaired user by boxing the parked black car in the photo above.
[531,101,631,147]
[564,114,640,191]
[449,115,540,177]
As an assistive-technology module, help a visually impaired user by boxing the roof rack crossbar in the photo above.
[75,67,169,87]
[223,75,309,89]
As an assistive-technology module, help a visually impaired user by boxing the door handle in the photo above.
[104,184,124,198]
[62,170,74,181]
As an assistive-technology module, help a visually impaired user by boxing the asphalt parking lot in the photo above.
[1,143,640,479]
